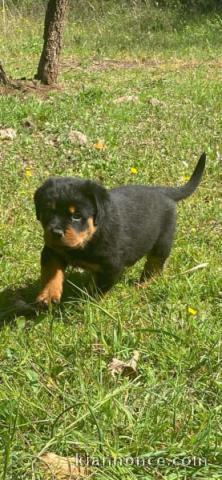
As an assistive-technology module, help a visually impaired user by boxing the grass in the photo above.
[0,3,222,479]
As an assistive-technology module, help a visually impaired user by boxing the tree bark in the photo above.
[0,63,9,85]
[35,0,68,85]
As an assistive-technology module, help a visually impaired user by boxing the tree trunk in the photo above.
[35,0,68,85]
[0,63,9,85]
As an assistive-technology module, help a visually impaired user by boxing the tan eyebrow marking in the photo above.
[68,205,76,214]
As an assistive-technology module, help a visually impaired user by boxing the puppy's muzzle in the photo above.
[44,227,64,246]
[50,227,64,239]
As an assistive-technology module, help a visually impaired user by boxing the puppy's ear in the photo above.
[84,181,109,225]
[34,186,43,220]
[34,177,56,221]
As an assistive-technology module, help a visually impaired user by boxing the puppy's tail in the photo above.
[164,153,206,202]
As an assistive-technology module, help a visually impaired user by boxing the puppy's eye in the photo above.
[71,213,82,222]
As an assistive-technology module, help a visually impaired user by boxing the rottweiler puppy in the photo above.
[34,153,206,305]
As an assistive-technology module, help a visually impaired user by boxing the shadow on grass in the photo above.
[0,270,93,327]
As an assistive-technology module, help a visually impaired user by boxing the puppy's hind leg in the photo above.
[140,253,166,284]
[140,213,176,284]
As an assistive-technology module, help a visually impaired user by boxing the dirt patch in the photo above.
[0,78,63,98]
[60,57,161,72]
[60,56,204,73]
[1,57,221,98]
[61,56,222,74]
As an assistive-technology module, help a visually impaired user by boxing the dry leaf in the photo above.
[39,452,89,479]
[149,98,166,107]
[46,377,57,390]
[93,140,106,150]
[68,130,88,146]
[108,350,140,378]
[114,95,138,104]
[0,127,16,140]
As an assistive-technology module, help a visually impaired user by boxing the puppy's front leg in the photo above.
[36,246,67,306]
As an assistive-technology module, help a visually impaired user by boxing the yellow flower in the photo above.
[182,175,190,182]
[188,307,197,316]
[130,167,138,174]
[93,140,106,150]
[25,168,32,177]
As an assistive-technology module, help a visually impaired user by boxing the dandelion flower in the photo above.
[25,168,32,177]
[188,307,197,315]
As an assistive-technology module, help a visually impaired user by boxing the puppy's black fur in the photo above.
[34,153,206,304]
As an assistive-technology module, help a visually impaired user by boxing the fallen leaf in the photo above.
[46,377,57,390]
[149,98,166,107]
[39,452,89,479]
[93,140,106,150]
[0,127,16,140]
[108,350,140,378]
[68,130,88,146]
[45,137,60,148]
[114,95,138,104]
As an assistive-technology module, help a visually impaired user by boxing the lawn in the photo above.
[0,3,221,479]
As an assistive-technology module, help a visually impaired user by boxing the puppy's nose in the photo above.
[51,227,64,238]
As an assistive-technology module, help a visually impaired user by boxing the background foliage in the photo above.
[5,0,222,14]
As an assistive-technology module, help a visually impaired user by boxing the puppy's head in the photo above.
[34,177,109,249]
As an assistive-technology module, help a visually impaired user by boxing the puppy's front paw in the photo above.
[36,286,62,307]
